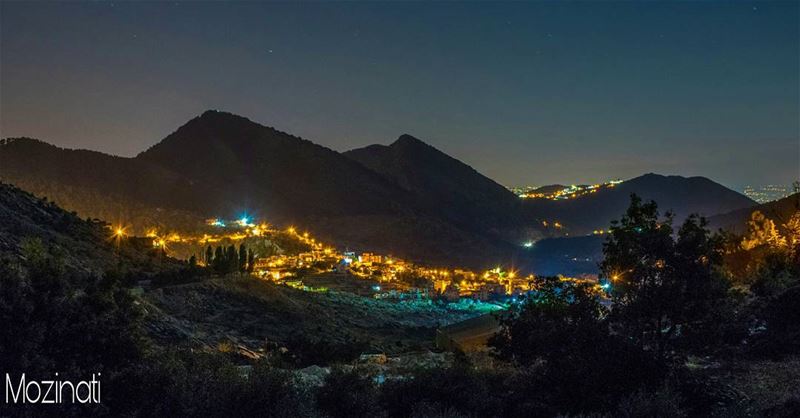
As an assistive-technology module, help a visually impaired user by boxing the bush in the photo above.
[380,365,508,418]
[316,367,380,418]
[751,285,800,357]
[616,385,686,418]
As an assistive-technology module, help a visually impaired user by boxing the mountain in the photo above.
[134,111,520,267]
[137,111,410,221]
[0,137,207,230]
[0,112,519,269]
[344,134,523,233]
[523,173,757,235]
[709,192,800,234]
[0,111,759,274]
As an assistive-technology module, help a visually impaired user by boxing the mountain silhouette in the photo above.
[345,134,523,234]
[523,173,757,235]
[0,112,758,272]
[0,113,518,268]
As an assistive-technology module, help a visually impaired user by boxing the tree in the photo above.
[600,194,730,356]
[488,274,664,414]
[226,245,238,274]
[247,249,256,273]
[238,244,248,274]
[489,276,605,364]
[0,251,147,383]
[205,245,214,266]
[316,368,380,418]
[741,210,786,251]
[784,211,800,251]
[188,255,197,267]
[213,246,225,274]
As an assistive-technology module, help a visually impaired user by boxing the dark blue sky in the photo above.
[1,1,797,188]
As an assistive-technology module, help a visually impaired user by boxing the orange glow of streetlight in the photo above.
[112,225,128,239]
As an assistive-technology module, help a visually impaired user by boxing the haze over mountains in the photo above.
[0,110,759,273]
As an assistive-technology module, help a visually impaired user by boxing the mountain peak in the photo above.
[190,109,254,126]
[392,134,428,148]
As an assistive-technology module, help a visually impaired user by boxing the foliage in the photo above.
[615,385,687,418]
[489,274,665,415]
[0,251,147,377]
[750,285,800,357]
[741,210,787,251]
[207,243,254,276]
[285,334,370,367]
[489,276,605,365]
[114,352,314,417]
[380,364,508,418]
[316,367,381,418]
[600,194,730,356]
[395,270,434,290]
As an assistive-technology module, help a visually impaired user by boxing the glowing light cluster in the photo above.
[511,179,624,200]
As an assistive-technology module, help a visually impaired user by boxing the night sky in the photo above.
[1,1,797,188]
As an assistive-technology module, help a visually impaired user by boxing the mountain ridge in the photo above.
[345,133,524,233]
[1,110,759,272]
[2,111,521,269]
[522,172,757,235]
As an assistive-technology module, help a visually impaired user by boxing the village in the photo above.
[131,214,604,305]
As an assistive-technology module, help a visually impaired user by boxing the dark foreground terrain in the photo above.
[1,182,799,417]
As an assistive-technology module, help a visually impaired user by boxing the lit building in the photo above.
[358,252,383,265]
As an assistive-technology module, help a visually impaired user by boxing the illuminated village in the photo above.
[123,214,605,305]
[510,179,624,200]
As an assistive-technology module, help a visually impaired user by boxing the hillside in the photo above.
[145,277,482,358]
[0,137,208,231]
[523,173,757,235]
[710,192,800,234]
[0,182,171,273]
[345,135,523,233]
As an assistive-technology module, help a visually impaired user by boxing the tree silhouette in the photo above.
[226,245,237,274]
[238,244,248,274]
[247,249,256,273]
[205,245,214,266]
[601,194,729,357]
[213,246,225,274]
[490,275,605,364]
